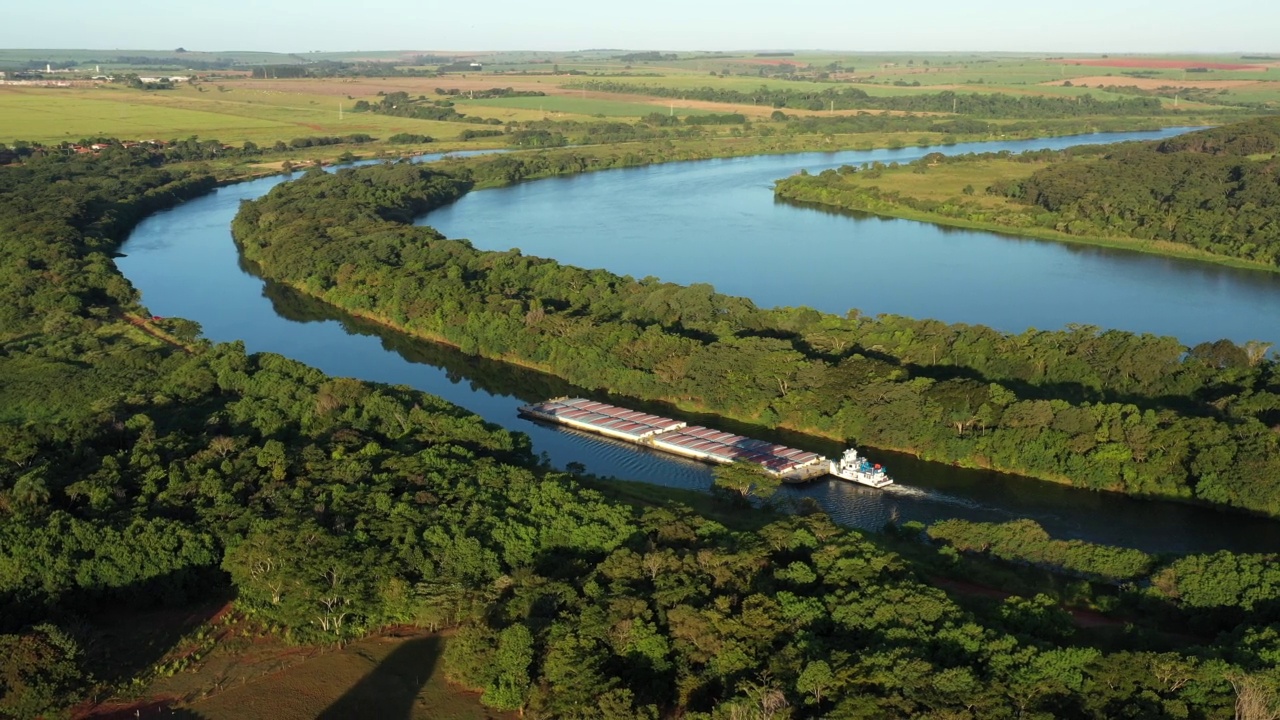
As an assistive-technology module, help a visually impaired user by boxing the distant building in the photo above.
[469,62,483,69]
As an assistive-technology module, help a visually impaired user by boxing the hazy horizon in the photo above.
[1,47,1275,56]
[1,0,1275,56]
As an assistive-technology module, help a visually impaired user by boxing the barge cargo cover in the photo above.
[519,398,846,484]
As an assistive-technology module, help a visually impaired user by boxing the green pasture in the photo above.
[0,85,478,144]
[0,88,291,143]
[562,73,828,92]
[452,94,718,118]
[1215,85,1280,105]
[831,158,1049,207]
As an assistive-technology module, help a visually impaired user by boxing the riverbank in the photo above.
[230,155,1280,520]
[773,127,1280,273]
[783,195,1278,274]
[195,118,1185,185]
[277,278,1274,518]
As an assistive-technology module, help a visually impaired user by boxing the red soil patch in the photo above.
[74,697,182,720]
[1055,58,1264,70]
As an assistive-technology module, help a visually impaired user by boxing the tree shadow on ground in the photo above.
[316,635,442,720]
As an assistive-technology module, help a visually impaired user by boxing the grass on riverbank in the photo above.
[777,158,1280,273]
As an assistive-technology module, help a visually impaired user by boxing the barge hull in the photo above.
[519,398,840,484]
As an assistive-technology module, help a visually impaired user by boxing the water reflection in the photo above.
[252,277,1280,554]
[425,128,1280,346]
[115,134,1280,555]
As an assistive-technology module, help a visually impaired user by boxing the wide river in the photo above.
[117,134,1280,554]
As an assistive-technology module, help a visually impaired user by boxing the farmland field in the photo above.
[452,93,720,117]
[0,84,477,144]
[5,51,1275,148]
[0,87,293,142]
[1055,58,1268,70]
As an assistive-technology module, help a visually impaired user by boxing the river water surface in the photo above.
[425,129,1280,346]
[115,136,1280,554]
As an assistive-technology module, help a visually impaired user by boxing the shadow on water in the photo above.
[252,276,1280,555]
[776,195,1280,310]
[259,277,580,403]
[117,139,1280,557]
[316,635,442,720]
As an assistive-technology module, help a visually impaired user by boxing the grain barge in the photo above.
[518,397,892,487]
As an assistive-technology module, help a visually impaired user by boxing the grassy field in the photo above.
[0,84,476,144]
[118,629,507,720]
[6,50,1274,147]
[831,158,1045,208]
[452,94,718,118]
[782,158,1278,273]
[0,87,292,142]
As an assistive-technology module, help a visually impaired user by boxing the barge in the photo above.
[518,397,892,487]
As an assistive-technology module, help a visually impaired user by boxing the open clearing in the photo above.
[0,87,293,142]
[0,84,477,143]
[5,54,1275,147]
[453,93,719,117]
[1055,58,1268,70]
[94,629,510,720]
[218,76,565,97]
[1043,76,1275,90]
[832,158,1046,210]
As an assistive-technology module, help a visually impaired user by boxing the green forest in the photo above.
[3,140,1280,718]
[775,117,1280,267]
[234,146,1280,517]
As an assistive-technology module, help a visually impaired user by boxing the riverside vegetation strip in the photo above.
[2,142,1279,717]
[774,116,1280,270]
[233,128,1280,518]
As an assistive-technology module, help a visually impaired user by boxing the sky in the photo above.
[1,0,1275,54]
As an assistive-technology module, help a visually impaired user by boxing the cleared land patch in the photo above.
[1055,58,1266,70]
[453,93,718,117]
[1042,76,1272,90]
[137,630,507,720]
[0,87,292,142]
[0,85,477,143]
[831,158,1044,209]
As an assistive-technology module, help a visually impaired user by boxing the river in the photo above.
[424,128,1280,346]
[115,136,1280,554]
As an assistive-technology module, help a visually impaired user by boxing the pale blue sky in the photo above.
[1,0,1274,54]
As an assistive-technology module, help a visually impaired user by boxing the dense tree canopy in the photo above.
[235,156,1280,517]
[777,117,1280,267]
[3,142,1279,719]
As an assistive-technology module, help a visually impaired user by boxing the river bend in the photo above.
[116,138,1280,553]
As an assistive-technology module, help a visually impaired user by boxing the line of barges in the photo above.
[518,397,892,488]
